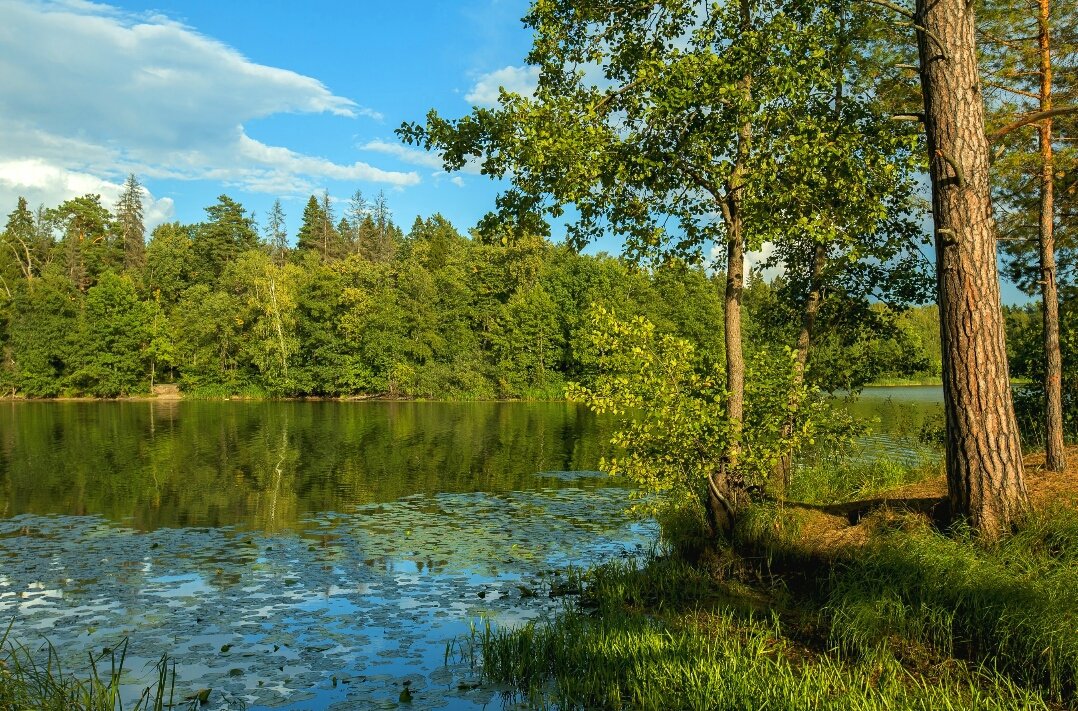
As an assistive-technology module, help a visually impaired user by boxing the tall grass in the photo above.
[0,627,190,711]
[825,507,1078,702]
[471,558,1053,710]
[790,453,939,505]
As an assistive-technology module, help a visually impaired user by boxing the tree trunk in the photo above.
[916,0,1029,538]
[775,241,826,495]
[707,0,757,537]
[1037,0,1066,472]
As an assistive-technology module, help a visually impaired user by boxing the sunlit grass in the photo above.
[825,507,1078,701]
[0,627,191,711]
[469,556,1054,710]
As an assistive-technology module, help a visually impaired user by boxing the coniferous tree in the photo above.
[264,199,288,267]
[47,194,115,291]
[114,174,146,272]
[915,0,1029,537]
[3,197,40,283]
[295,195,323,257]
[193,195,258,282]
[345,189,368,255]
[982,0,1078,470]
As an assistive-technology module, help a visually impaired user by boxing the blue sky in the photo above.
[0,0,1031,303]
[0,0,537,237]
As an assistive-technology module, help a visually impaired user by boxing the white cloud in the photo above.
[360,139,447,170]
[0,158,174,228]
[0,0,411,209]
[465,65,539,106]
[360,138,483,177]
[450,176,466,188]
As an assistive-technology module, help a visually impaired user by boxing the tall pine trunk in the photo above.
[1037,0,1066,472]
[916,0,1029,538]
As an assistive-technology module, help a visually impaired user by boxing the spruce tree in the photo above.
[114,174,146,272]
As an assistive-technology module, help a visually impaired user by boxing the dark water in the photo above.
[0,395,941,709]
[845,386,944,467]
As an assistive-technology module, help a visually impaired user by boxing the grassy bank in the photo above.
[468,453,1078,710]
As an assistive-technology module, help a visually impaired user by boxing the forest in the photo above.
[0,183,967,401]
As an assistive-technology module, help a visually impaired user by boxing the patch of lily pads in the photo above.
[0,486,656,709]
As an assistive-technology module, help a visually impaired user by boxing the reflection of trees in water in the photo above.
[0,402,614,530]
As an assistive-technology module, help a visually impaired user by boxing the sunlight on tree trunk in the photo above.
[916,0,1029,537]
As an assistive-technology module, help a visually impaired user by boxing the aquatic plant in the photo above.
[0,627,191,711]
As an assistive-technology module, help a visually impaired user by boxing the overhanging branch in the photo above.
[989,107,1078,141]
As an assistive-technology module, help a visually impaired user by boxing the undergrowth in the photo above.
[470,493,1078,709]
[825,507,1078,702]
[470,555,1054,710]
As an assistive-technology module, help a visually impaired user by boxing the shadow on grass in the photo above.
[471,504,1078,710]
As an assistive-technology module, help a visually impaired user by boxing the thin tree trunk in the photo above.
[776,241,826,494]
[1037,0,1066,472]
[710,51,752,537]
[916,0,1029,538]
[268,276,289,379]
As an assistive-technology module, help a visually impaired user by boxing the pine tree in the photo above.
[47,194,114,291]
[915,0,1030,537]
[193,195,258,282]
[264,199,288,266]
[114,174,146,272]
[981,0,1078,471]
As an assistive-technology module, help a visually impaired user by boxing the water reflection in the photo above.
[0,395,943,709]
[0,491,653,710]
[0,402,613,530]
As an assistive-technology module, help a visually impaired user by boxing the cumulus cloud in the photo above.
[0,158,175,228]
[465,65,539,106]
[0,0,413,211]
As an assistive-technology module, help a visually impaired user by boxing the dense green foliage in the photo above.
[0,191,947,400]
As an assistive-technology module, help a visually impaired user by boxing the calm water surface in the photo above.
[0,394,940,709]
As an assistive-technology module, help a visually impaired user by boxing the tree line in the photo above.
[0,179,962,401]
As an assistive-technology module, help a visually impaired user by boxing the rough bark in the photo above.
[916,0,1030,537]
[1037,0,1066,472]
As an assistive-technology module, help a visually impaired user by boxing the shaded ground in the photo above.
[786,445,1078,558]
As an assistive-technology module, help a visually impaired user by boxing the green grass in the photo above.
[789,456,939,505]
[824,507,1078,701]
[0,628,193,711]
[465,453,1078,711]
[469,556,1054,710]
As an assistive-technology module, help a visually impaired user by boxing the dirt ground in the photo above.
[790,445,1078,558]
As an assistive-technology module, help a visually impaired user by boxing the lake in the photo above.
[0,390,942,709]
